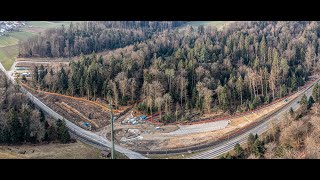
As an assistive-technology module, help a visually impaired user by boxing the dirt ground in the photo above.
[0,142,101,159]
[35,92,111,131]
[103,121,179,151]
[15,61,69,69]
[13,61,70,78]
[17,62,316,152]
[107,84,305,151]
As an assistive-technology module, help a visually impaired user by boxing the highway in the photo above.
[188,78,319,159]
[2,59,319,159]
[0,62,147,159]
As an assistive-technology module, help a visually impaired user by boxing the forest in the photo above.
[24,21,320,123]
[0,72,71,144]
[18,21,185,58]
[222,86,320,159]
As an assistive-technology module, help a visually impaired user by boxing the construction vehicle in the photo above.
[83,122,92,130]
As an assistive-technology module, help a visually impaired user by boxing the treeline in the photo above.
[102,21,186,32]
[0,72,71,144]
[18,21,185,58]
[222,90,319,159]
[29,21,320,123]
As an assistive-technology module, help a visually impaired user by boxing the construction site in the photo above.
[9,59,112,131]
[10,59,320,153]
[101,76,316,152]
[34,92,112,131]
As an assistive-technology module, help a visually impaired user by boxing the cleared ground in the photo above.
[11,60,119,132]
[8,58,314,153]
[167,120,230,136]
[30,91,112,131]
[109,82,306,151]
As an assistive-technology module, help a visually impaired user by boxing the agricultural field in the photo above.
[0,21,71,70]
[27,21,72,29]
[9,31,35,41]
[0,45,18,70]
[0,36,19,47]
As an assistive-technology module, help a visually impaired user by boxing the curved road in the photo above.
[2,60,319,159]
[188,78,319,159]
[1,62,147,159]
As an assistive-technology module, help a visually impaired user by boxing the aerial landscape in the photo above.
[1,21,320,159]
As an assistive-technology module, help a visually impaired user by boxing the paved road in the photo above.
[0,62,147,159]
[167,120,229,136]
[188,78,319,159]
[3,60,318,159]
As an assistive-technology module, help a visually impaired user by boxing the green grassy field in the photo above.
[0,36,20,47]
[10,31,36,41]
[0,45,19,70]
[0,21,72,70]
[28,21,72,28]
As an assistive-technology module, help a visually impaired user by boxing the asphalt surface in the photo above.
[0,62,147,159]
[167,120,229,136]
[188,78,319,159]
[2,60,318,159]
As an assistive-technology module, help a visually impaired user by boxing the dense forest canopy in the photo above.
[0,72,70,144]
[26,21,320,123]
[18,21,186,58]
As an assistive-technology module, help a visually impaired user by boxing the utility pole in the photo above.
[108,91,115,159]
